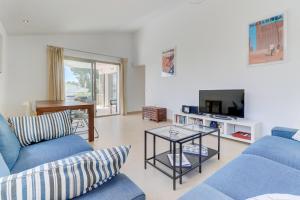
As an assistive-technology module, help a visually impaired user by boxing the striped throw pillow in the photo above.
[0,145,131,200]
[9,110,73,147]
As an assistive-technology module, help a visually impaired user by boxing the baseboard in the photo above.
[127,110,142,115]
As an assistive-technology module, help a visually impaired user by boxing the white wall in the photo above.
[6,33,145,115]
[0,22,7,114]
[135,0,300,134]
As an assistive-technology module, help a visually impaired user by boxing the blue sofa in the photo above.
[180,127,300,200]
[0,115,145,200]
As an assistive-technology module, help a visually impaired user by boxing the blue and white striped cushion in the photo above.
[0,145,130,200]
[9,110,73,147]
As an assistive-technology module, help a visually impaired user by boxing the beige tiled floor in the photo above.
[91,113,248,200]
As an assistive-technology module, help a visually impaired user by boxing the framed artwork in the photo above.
[248,13,287,65]
[161,48,175,77]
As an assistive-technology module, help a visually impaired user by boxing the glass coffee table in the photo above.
[144,124,220,190]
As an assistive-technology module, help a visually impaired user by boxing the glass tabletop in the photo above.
[147,125,199,141]
[146,124,218,142]
[183,124,218,134]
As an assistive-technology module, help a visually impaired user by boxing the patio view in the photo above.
[64,58,120,116]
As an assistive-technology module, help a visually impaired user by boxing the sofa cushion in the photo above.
[243,136,300,170]
[0,114,21,169]
[11,135,93,173]
[1,145,131,200]
[271,127,298,140]
[75,174,145,200]
[204,154,300,200]
[9,110,73,147]
[179,183,234,200]
[0,153,10,177]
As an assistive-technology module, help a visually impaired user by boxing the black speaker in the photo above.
[182,105,199,114]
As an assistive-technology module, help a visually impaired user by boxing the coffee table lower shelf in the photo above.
[146,147,218,179]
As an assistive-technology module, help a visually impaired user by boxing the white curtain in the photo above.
[120,58,128,115]
[47,46,65,100]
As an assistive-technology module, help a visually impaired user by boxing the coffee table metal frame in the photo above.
[144,124,220,190]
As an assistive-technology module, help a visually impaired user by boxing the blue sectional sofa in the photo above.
[180,127,300,200]
[0,115,145,200]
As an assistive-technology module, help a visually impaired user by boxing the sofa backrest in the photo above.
[0,114,21,170]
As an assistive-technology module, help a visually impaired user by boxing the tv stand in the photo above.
[211,115,232,120]
[173,112,261,144]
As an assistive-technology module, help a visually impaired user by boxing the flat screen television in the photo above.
[199,90,245,118]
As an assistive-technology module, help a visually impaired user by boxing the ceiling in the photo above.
[0,0,186,35]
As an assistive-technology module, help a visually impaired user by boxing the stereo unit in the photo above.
[182,105,198,114]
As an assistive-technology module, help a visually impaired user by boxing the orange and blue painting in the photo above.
[249,14,285,65]
[162,48,175,77]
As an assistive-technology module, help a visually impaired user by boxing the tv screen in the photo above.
[199,90,245,118]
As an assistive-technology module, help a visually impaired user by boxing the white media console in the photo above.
[173,112,262,144]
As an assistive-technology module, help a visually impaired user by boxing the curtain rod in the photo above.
[47,45,122,59]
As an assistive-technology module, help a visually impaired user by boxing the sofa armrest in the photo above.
[272,127,298,140]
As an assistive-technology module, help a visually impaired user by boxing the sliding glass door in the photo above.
[64,57,120,117]
[95,62,120,116]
